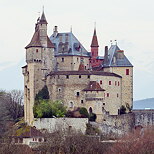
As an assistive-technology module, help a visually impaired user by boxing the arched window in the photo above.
[69,102,73,108]
[89,107,93,113]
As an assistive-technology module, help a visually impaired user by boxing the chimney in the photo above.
[104,46,108,64]
[53,26,58,37]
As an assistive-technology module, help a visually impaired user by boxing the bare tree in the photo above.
[106,126,154,154]
[5,90,24,121]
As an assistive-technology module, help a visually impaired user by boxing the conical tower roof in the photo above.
[91,28,99,47]
[39,11,48,24]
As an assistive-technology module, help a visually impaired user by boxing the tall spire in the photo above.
[39,8,48,24]
[91,28,99,47]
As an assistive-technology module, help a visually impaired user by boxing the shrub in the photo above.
[89,113,97,121]
[120,105,126,114]
[33,100,67,118]
[79,107,89,118]
[35,85,49,100]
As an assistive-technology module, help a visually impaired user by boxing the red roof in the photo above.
[91,29,99,47]
[47,36,54,48]
[25,30,42,49]
[25,30,54,49]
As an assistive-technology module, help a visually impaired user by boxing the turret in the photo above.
[91,28,99,59]
[23,10,55,125]
[38,11,48,47]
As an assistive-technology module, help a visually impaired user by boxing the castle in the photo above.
[22,11,133,125]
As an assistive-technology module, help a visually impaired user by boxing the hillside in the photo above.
[133,98,154,109]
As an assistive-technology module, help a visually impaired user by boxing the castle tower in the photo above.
[90,28,99,68]
[22,11,55,125]
[103,45,133,112]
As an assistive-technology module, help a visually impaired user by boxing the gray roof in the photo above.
[103,45,133,67]
[50,32,90,57]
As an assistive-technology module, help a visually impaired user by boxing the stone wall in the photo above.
[47,73,122,122]
[33,118,88,134]
[56,56,90,71]
[133,110,154,126]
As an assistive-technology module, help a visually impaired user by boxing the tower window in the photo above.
[81,100,84,104]
[118,81,120,86]
[87,75,90,79]
[66,75,69,79]
[115,81,117,86]
[76,92,80,96]
[100,80,102,84]
[107,93,110,97]
[126,69,129,75]
[109,81,111,85]
[79,75,81,78]
[62,58,64,62]
[103,103,105,105]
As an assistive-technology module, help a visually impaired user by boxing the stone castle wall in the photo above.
[56,56,89,71]
[33,118,88,134]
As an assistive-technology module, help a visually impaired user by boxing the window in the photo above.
[85,66,86,69]
[77,57,79,62]
[103,103,105,105]
[115,81,117,86]
[109,81,111,85]
[58,88,61,92]
[118,81,120,86]
[107,93,109,97]
[39,138,42,142]
[76,92,80,96]
[126,69,129,75]
[36,49,38,53]
[87,75,90,79]
[79,75,81,78]
[62,58,64,62]
[81,100,84,104]
[117,93,119,97]
[100,80,102,84]
[66,75,69,79]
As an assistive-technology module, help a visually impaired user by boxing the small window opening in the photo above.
[76,92,80,96]
[107,93,110,97]
[109,81,111,85]
[66,75,69,79]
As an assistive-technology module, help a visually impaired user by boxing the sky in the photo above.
[0,0,154,101]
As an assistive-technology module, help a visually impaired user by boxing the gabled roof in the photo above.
[103,45,133,67]
[25,30,42,49]
[50,32,90,57]
[83,81,105,91]
[91,29,99,47]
